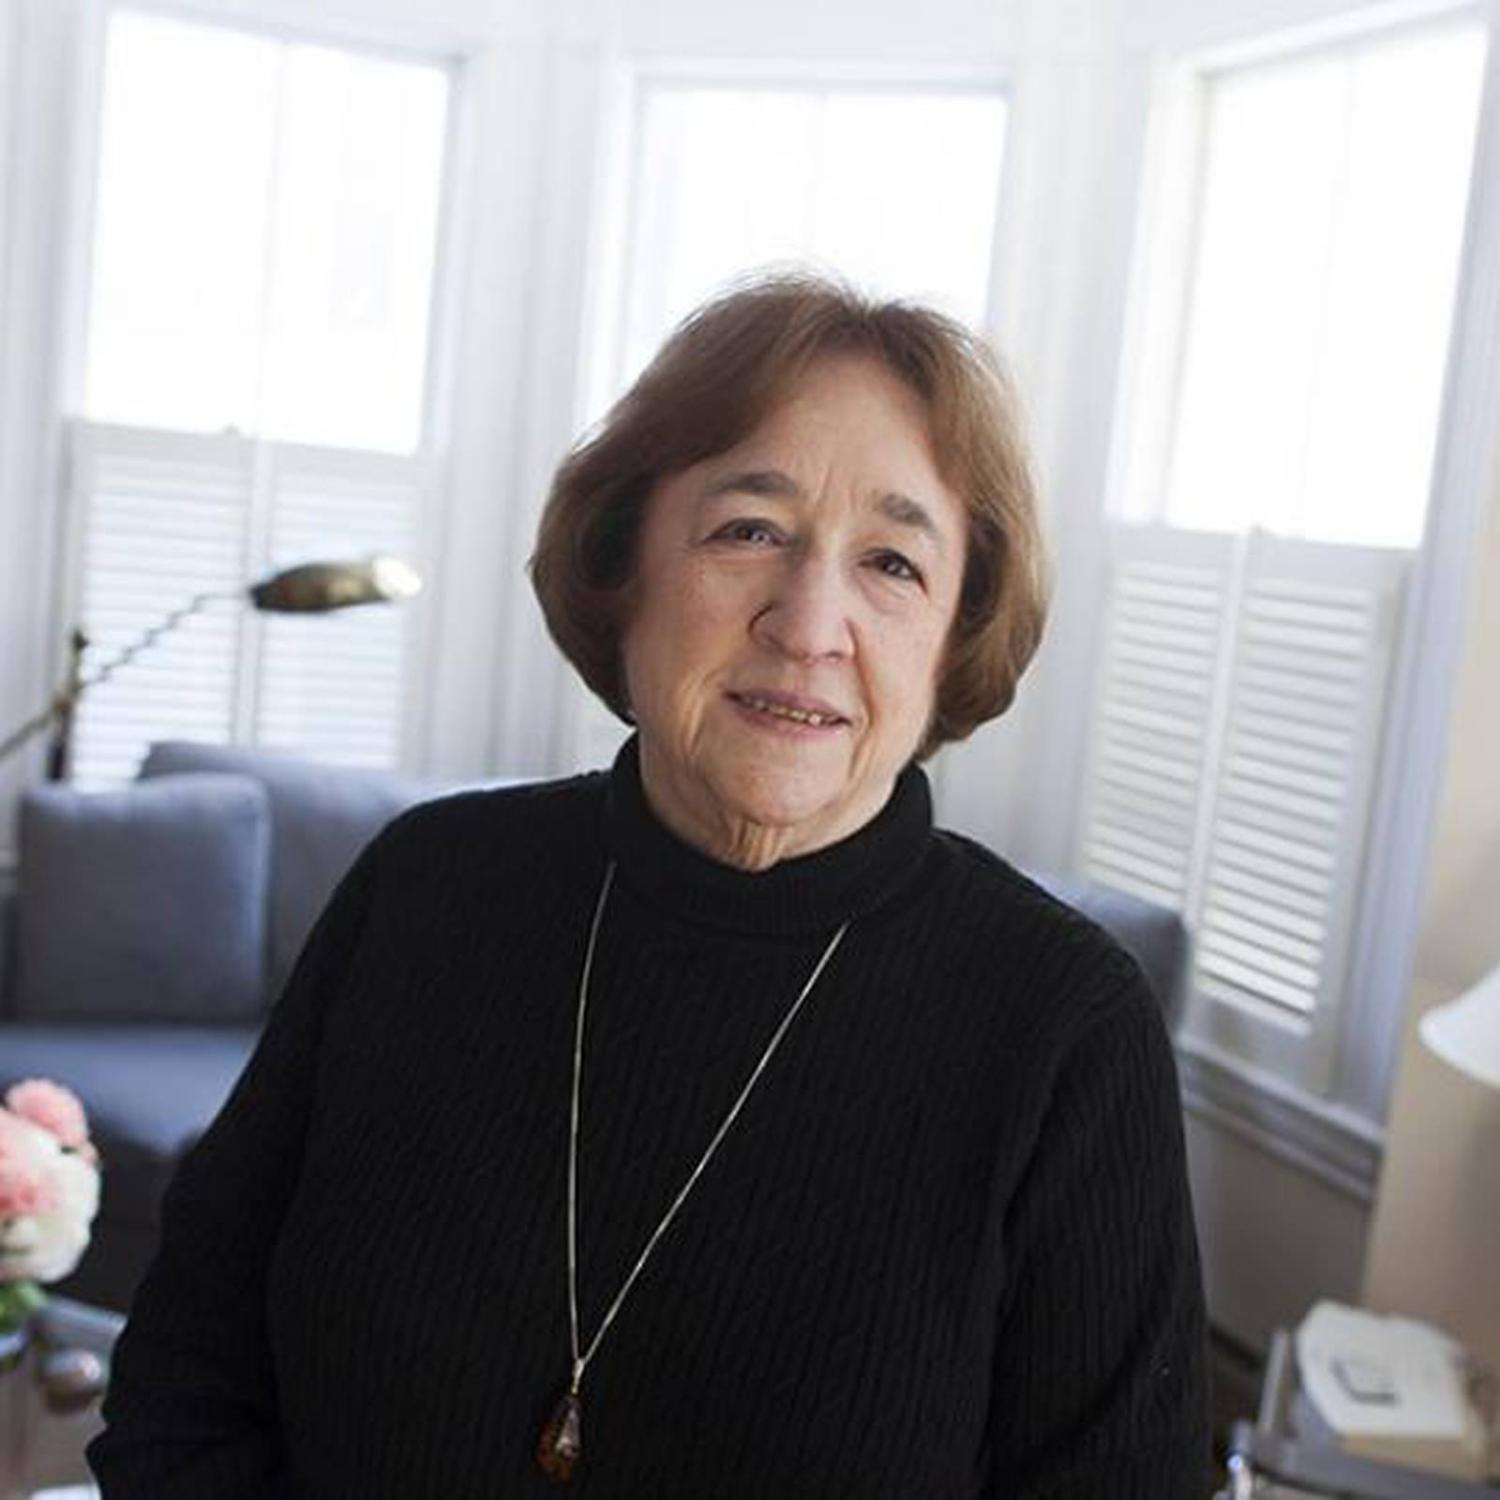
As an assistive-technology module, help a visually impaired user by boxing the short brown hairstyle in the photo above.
[530,271,1048,758]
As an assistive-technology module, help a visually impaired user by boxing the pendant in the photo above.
[536,1387,583,1483]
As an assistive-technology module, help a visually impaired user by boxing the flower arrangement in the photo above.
[0,1080,101,1335]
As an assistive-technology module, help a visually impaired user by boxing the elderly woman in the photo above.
[89,275,1209,1497]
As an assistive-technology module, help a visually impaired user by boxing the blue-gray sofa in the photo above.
[0,742,460,1313]
[0,744,1186,1315]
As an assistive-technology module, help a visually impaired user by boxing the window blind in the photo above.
[65,420,432,786]
[1077,524,1409,1089]
[255,448,427,767]
[66,426,250,787]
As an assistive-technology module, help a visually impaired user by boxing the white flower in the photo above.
[0,1113,100,1285]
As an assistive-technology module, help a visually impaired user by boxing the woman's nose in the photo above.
[751,550,855,662]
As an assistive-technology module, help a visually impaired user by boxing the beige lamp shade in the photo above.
[1420,969,1500,1089]
[1364,971,1500,1369]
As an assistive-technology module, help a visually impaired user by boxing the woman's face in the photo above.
[621,354,967,870]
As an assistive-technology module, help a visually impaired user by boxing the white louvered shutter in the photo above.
[1077,528,1236,910]
[64,422,433,784]
[1078,524,1410,1090]
[254,447,429,767]
[66,426,253,787]
[1189,533,1407,1086]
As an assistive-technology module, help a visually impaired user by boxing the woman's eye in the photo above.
[870,550,923,584]
[714,519,781,546]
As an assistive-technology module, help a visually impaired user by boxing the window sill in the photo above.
[1176,1034,1384,1202]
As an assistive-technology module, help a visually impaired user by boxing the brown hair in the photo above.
[530,271,1048,758]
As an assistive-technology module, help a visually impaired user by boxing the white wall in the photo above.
[1407,459,1500,1002]
[1355,418,1500,1362]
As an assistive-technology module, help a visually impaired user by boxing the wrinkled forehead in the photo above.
[658,353,954,510]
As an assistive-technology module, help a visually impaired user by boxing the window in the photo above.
[568,72,1009,768]
[66,9,450,786]
[1156,26,1483,547]
[599,81,1007,406]
[1080,18,1486,1092]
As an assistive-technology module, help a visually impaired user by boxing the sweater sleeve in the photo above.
[87,824,389,1499]
[982,961,1211,1499]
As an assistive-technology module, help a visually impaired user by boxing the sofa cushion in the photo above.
[139,741,431,1001]
[15,774,270,1023]
[0,1021,258,1311]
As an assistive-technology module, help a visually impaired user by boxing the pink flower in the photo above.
[0,1111,63,1219]
[0,1154,60,1219]
[4,1080,90,1151]
[0,1108,99,1283]
[0,1108,28,1158]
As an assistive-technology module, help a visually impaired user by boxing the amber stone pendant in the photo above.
[536,1388,583,1483]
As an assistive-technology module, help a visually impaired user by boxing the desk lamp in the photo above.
[0,557,421,780]
[1363,965,1500,1370]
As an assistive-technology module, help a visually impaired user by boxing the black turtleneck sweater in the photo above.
[89,741,1210,1498]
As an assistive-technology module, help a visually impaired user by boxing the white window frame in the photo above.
[1089,1,1500,1188]
[1077,523,1411,1097]
[0,0,96,870]
[52,0,468,780]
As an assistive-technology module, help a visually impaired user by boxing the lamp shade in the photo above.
[248,557,421,613]
[1364,970,1500,1369]
[1420,968,1500,1090]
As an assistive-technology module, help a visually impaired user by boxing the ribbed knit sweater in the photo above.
[89,739,1210,1498]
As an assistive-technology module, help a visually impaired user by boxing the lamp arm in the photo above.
[0,589,237,772]
[71,589,234,697]
[0,695,70,766]
[1,557,420,775]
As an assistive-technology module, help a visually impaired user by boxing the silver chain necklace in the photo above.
[535,858,850,1484]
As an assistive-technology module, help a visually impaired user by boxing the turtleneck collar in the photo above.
[602,735,933,936]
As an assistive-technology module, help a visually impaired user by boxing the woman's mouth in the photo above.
[728,692,849,730]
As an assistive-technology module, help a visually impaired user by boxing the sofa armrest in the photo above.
[1028,869,1189,1031]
